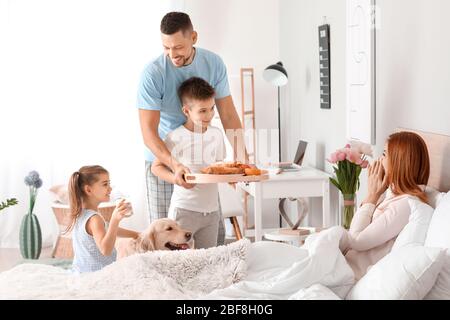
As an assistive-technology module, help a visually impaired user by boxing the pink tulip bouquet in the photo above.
[327,141,373,229]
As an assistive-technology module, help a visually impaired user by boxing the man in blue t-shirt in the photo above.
[136,12,247,245]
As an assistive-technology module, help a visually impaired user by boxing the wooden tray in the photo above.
[184,170,269,184]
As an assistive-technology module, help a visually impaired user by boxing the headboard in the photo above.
[397,128,450,192]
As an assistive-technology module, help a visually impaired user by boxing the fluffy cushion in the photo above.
[391,198,434,251]
[0,240,249,299]
[346,246,445,300]
[424,191,450,299]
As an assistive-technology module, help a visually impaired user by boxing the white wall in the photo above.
[279,0,346,225]
[280,0,450,224]
[0,0,179,248]
[184,0,280,135]
[0,0,283,249]
[184,0,282,229]
[375,0,450,139]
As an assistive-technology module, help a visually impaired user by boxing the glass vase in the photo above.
[341,193,356,230]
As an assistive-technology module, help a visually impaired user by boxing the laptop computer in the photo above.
[278,140,308,171]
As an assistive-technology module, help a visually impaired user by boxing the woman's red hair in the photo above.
[387,132,430,203]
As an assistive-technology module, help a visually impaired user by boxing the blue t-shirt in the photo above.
[136,47,231,162]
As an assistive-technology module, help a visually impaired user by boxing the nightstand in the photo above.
[236,166,332,242]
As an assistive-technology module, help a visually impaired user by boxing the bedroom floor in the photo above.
[0,247,54,273]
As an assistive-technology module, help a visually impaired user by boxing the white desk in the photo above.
[236,166,331,241]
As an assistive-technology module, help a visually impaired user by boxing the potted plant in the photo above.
[0,198,18,212]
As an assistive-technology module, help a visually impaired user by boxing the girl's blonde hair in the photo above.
[65,165,108,233]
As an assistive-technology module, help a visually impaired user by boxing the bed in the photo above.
[202,128,450,300]
[1,129,449,300]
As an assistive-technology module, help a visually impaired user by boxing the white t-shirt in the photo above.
[166,125,226,215]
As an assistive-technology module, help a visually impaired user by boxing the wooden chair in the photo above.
[218,184,244,240]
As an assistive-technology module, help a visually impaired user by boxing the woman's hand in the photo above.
[363,159,389,205]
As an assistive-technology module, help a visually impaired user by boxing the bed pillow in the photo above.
[424,191,450,299]
[425,191,450,248]
[391,198,434,251]
[425,186,446,209]
[425,254,450,300]
[346,246,445,300]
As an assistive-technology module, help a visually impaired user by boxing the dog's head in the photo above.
[135,218,193,252]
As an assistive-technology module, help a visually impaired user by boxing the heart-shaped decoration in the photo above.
[278,197,309,229]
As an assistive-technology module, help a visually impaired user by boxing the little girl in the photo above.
[67,165,139,273]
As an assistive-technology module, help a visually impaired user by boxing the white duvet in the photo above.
[205,226,354,300]
[0,226,354,300]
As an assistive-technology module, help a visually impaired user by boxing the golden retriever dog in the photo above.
[116,218,193,259]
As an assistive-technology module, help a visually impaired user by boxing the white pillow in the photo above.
[346,246,445,300]
[425,191,450,248]
[391,198,434,251]
[424,191,450,299]
[425,186,446,209]
[425,254,450,300]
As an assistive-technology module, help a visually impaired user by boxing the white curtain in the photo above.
[0,0,185,248]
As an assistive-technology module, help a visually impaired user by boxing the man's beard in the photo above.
[180,48,195,66]
[172,56,186,66]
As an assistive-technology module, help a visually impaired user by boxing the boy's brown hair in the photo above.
[177,77,215,106]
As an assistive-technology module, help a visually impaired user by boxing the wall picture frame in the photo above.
[319,24,331,109]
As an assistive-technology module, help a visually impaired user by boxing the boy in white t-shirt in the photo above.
[151,77,226,249]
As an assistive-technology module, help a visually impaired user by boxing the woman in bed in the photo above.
[340,131,430,280]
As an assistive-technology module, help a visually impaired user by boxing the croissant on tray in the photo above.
[200,162,262,175]
[201,166,244,174]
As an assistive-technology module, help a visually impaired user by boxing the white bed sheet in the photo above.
[203,226,354,300]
